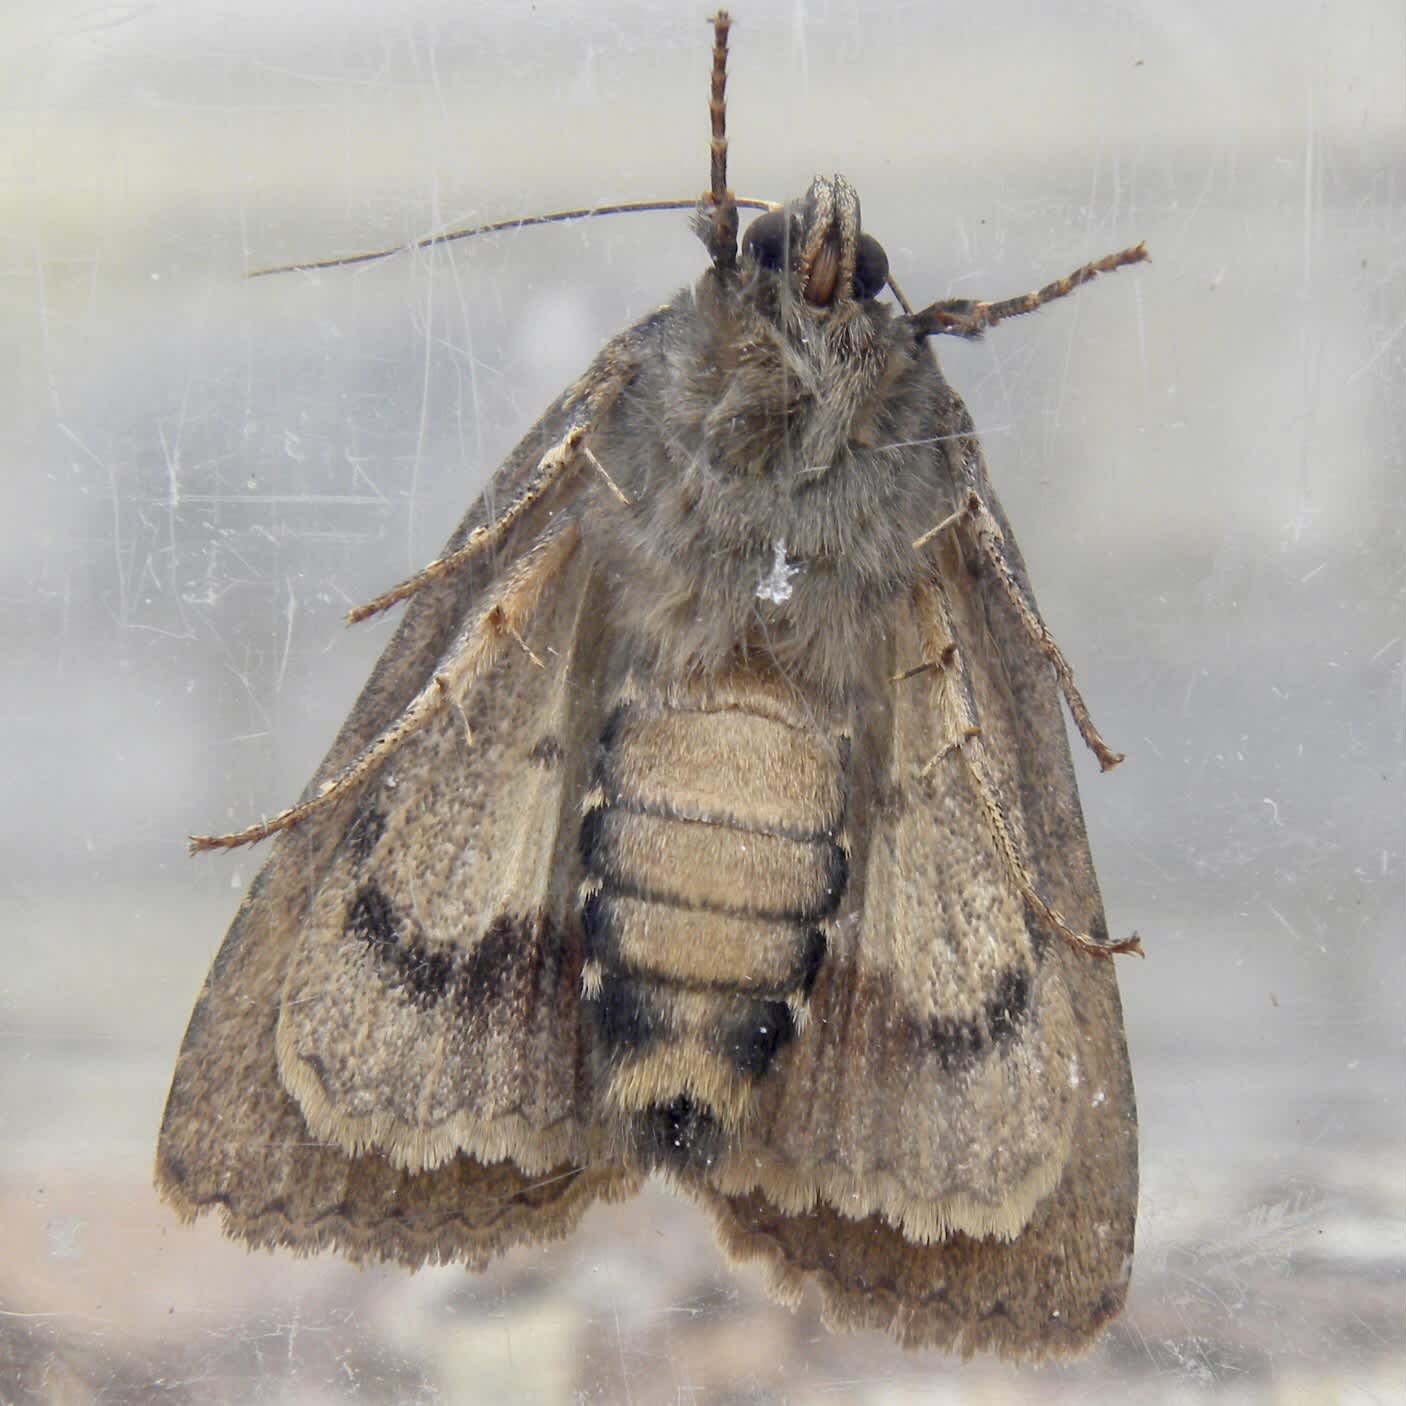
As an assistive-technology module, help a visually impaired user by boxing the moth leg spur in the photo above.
[189,521,581,852]
[910,574,1139,957]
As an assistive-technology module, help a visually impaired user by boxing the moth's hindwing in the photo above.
[154,336,655,1262]
[696,424,1137,1358]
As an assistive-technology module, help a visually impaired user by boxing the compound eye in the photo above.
[853,233,889,300]
[742,210,793,272]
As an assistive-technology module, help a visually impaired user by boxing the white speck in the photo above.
[1068,1055,1081,1088]
[756,538,800,604]
[47,1216,86,1260]
[1092,1088,1106,1107]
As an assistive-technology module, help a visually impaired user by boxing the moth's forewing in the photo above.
[154,343,653,1261]
[697,407,1137,1356]
[273,543,607,1177]
[705,578,1083,1227]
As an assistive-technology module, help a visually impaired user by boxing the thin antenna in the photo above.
[699,10,740,269]
[914,243,1149,339]
[246,11,773,282]
[247,197,775,280]
[709,12,732,202]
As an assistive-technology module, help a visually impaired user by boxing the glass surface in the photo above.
[3,2,1402,1401]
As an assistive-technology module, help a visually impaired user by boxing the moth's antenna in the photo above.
[246,11,774,281]
[913,243,1149,339]
[247,197,775,280]
[699,10,741,270]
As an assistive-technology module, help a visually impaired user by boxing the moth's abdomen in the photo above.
[579,688,848,1171]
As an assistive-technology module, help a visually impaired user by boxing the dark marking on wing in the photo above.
[349,886,572,1018]
[347,884,455,1010]
[927,963,1033,1072]
[344,806,386,867]
[529,734,565,768]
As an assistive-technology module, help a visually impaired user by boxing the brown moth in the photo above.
[157,12,1145,1361]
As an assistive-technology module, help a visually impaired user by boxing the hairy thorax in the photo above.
[589,270,956,703]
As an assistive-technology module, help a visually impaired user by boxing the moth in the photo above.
[157,12,1145,1362]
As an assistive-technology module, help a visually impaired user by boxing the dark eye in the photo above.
[853,233,889,300]
[743,210,793,272]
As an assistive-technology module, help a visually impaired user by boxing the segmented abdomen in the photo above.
[579,681,849,1170]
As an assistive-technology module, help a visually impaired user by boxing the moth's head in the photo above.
[739,175,890,311]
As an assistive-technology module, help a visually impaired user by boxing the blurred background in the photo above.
[2,1,1401,1401]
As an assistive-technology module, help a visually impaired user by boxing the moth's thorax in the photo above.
[589,268,958,701]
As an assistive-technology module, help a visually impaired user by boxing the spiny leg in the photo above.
[910,239,1144,761]
[910,576,1140,957]
[914,491,1123,772]
[190,521,582,853]
[348,354,642,625]
[348,427,604,623]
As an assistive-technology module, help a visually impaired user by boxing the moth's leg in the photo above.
[191,520,582,853]
[910,575,1139,957]
[348,358,639,625]
[915,492,1122,772]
